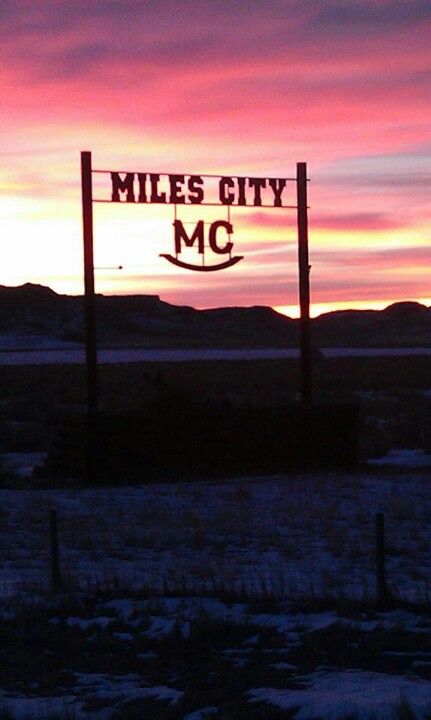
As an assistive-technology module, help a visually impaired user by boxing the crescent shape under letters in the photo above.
[159,254,243,272]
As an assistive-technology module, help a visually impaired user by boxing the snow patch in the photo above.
[249,670,431,719]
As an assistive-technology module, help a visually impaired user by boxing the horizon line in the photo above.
[1,282,430,320]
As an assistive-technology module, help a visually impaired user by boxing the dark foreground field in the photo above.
[1,355,430,462]
[1,591,431,720]
[0,357,430,718]
[1,354,431,407]
[0,471,430,717]
[0,474,431,720]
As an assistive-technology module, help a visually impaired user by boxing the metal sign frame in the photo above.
[81,151,311,482]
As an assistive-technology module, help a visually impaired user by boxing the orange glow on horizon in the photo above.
[275,299,431,319]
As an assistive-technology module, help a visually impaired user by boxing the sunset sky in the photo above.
[1,0,430,317]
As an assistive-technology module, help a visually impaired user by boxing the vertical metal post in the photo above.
[50,510,62,592]
[296,162,312,406]
[81,151,97,484]
[375,512,389,605]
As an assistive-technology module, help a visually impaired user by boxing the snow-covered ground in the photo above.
[249,670,431,719]
[1,474,431,718]
[0,473,429,601]
[0,593,430,719]
[0,347,431,365]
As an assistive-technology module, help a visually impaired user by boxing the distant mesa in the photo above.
[0,282,58,298]
[0,283,429,349]
[381,301,429,318]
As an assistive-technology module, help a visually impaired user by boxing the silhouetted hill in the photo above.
[313,302,431,347]
[0,284,430,348]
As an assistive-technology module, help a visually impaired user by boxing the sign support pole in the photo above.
[81,151,98,484]
[296,162,312,406]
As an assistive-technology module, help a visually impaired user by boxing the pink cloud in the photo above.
[249,212,405,232]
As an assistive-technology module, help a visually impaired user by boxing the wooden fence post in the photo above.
[50,510,62,592]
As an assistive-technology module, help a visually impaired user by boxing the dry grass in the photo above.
[0,472,430,602]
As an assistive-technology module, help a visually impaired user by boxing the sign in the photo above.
[91,169,297,272]
[80,152,311,482]
[108,172,290,207]
[161,219,240,272]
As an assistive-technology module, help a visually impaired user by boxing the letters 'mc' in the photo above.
[174,220,233,256]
